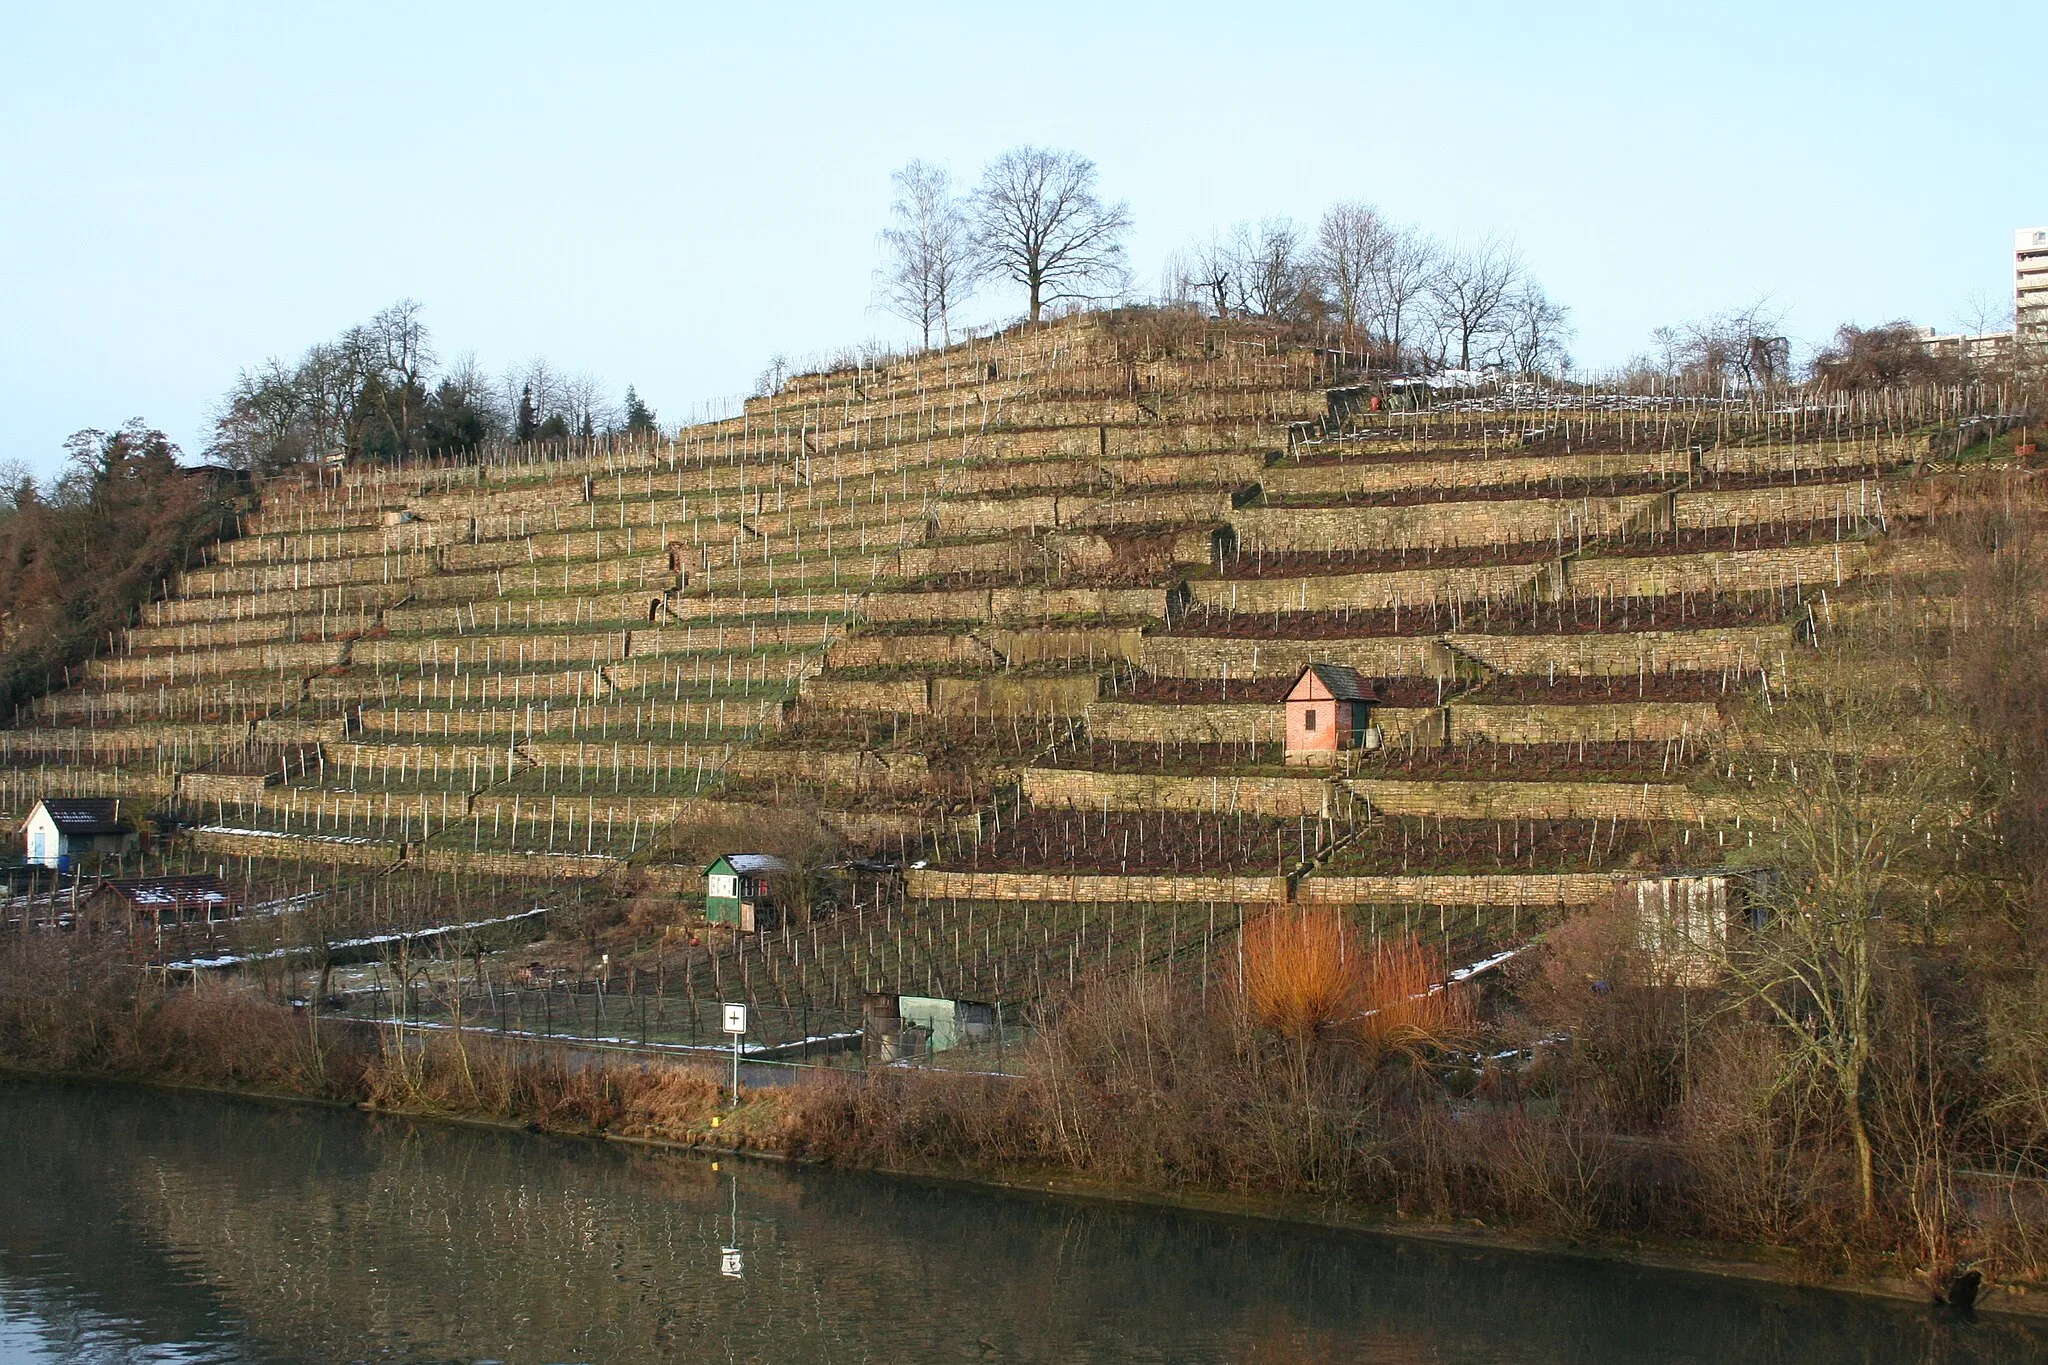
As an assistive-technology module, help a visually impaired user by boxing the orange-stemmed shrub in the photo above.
[1238,907,1467,1060]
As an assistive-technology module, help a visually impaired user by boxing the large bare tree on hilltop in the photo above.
[877,160,975,349]
[1315,201,1394,344]
[1230,217,1317,322]
[1428,237,1523,370]
[971,146,1131,322]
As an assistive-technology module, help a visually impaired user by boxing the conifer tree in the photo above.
[514,385,539,442]
[622,387,657,435]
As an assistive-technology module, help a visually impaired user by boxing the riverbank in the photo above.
[9,1054,2040,1323]
[7,951,2047,1322]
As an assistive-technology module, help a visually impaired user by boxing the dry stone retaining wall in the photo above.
[1190,562,1546,614]
[1299,871,1620,906]
[986,626,1144,667]
[1444,625,1791,676]
[1023,767,1337,817]
[94,641,345,683]
[1673,478,1924,530]
[1563,542,1876,598]
[826,633,998,670]
[906,869,1288,904]
[1346,777,1703,821]
[1449,701,1726,743]
[145,584,408,626]
[930,675,1098,716]
[803,678,930,713]
[1085,701,1283,743]
[727,747,929,792]
[1263,447,1685,498]
[1142,635,1452,680]
[187,827,396,867]
[1233,494,1663,552]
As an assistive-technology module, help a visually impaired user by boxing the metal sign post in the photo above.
[722,1002,747,1106]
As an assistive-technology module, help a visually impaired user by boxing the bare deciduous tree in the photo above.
[876,160,974,349]
[0,459,36,515]
[1427,237,1523,370]
[971,146,1130,322]
[753,352,790,398]
[1365,226,1437,364]
[1955,290,2014,338]
[437,353,503,426]
[1808,322,1958,389]
[1161,234,1236,318]
[1717,659,1980,1224]
[1315,201,1394,343]
[1229,217,1318,322]
[1501,284,1574,378]
[559,372,615,440]
[502,358,565,430]
[207,329,389,473]
[1637,300,1790,391]
[209,357,317,475]
[342,299,436,455]
[1167,218,1317,323]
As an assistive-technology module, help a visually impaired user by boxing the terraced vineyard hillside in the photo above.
[1,310,1973,1043]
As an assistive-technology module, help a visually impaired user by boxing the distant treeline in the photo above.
[0,422,240,724]
[205,300,658,476]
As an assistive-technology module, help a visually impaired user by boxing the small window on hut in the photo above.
[1303,708,1318,732]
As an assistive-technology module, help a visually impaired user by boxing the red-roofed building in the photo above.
[1283,664,1378,765]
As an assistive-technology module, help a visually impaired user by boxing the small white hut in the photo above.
[21,798,138,871]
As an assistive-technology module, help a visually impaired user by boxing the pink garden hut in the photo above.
[1282,663,1376,765]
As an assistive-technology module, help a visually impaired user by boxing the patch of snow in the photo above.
[164,906,549,971]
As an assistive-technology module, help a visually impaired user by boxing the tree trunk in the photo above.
[1847,1080,1875,1221]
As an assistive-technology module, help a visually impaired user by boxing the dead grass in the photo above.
[361,1027,725,1139]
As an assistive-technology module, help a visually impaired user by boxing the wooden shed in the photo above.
[1283,664,1377,765]
[21,798,138,871]
[704,853,789,932]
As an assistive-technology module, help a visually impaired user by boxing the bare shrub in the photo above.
[1515,895,1692,1133]
[1476,1101,1622,1241]
[785,1066,1039,1168]
[1352,935,1470,1065]
[115,989,355,1096]
[1669,1020,1844,1246]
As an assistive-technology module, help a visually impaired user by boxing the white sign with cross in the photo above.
[722,1003,748,1035]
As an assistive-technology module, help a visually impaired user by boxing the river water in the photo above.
[0,1079,2040,1363]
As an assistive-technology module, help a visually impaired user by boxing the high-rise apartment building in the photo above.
[2019,227,2048,340]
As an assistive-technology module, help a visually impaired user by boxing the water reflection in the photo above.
[0,1079,2040,1363]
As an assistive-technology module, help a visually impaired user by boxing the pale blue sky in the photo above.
[1,1,2039,477]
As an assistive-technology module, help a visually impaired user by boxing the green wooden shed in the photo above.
[704,853,789,932]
